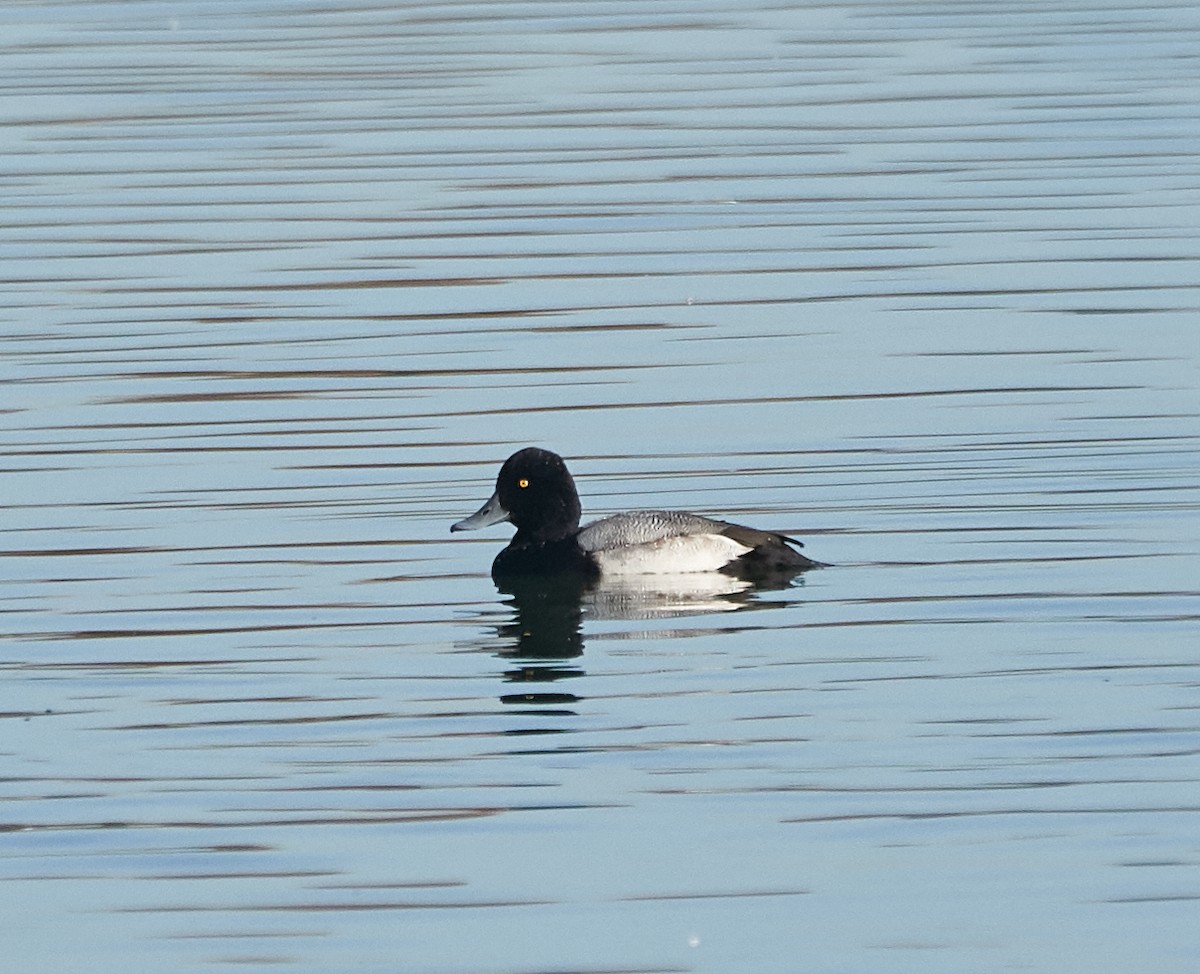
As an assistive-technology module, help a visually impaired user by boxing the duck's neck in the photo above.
[513,500,580,545]
[513,521,577,545]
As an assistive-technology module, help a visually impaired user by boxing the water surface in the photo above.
[3,2,1199,972]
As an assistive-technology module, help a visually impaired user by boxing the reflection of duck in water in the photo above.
[492,575,588,721]
[452,447,825,583]
[486,571,793,722]
[491,568,795,661]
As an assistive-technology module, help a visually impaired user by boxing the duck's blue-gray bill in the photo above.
[451,490,510,532]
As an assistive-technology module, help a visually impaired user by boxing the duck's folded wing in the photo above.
[579,511,805,552]
[576,511,730,552]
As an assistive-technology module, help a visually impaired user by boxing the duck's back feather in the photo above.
[577,511,727,552]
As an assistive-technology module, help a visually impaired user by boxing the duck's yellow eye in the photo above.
[518,478,529,488]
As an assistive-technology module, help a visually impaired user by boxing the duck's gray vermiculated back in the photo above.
[576,510,728,553]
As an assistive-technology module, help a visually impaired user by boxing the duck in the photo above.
[451,447,824,580]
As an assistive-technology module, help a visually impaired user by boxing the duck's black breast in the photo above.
[492,535,600,579]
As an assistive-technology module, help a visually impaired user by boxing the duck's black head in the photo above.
[495,447,582,541]
[452,447,583,543]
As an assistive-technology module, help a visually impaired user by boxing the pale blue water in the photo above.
[3,2,1199,972]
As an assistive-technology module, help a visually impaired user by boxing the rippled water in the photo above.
[3,1,1199,972]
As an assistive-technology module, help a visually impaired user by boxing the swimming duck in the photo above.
[452,447,824,580]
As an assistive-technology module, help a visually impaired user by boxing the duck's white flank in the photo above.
[590,533,752,576]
